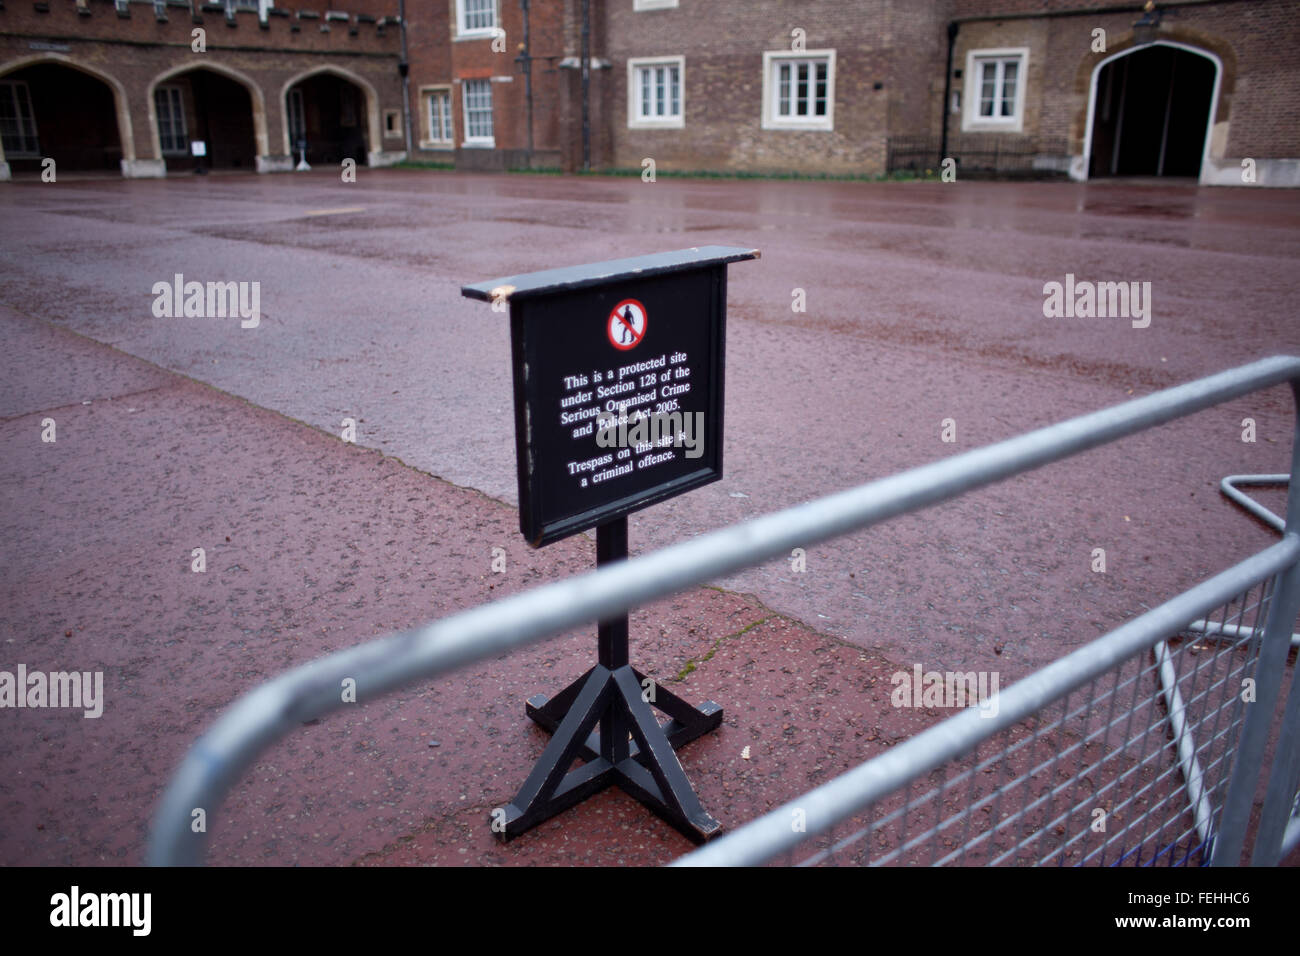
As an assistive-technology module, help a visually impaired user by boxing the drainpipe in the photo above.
[398,0,413,159]
[581,0,590,172]
[939,20,958,169]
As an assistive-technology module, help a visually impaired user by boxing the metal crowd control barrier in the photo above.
[1220,474,1289,533]
[149,355,1300,866]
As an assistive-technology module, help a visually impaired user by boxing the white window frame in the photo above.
[154,85,188,156]
[633,0,678,10]
[0,80,40,158]
[421,86,454,148]
[627,56,684,129]
[962,47,1028,133]
[461,78,495,147]
[761,49,835,131]
[456,0,497,39]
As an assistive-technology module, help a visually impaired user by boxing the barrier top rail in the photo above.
[148,355,1300,866]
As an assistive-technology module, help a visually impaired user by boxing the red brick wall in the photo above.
[1,0,399,53]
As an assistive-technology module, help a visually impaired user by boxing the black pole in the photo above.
[596,518,629,765]
[940,20,958,171]
[580,0,590,172]
[595,518,629,670]
[398,0,413,159]
[520,0,534,165]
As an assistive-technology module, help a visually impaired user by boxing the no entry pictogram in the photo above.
[607,299,646,350]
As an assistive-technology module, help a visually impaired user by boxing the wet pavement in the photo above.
[1,170,1298,865]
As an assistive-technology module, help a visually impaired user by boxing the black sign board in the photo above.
[462,246,758,546]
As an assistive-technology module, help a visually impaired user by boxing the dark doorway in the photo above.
[1089,45,1215,178]
[286,73,369,166]
[1,63,122,174]
[154,70,257,172]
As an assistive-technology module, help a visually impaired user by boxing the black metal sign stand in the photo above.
[497,515,724,843]
[464,247,758,844]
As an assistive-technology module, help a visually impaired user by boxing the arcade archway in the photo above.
[1086,41,1218,179]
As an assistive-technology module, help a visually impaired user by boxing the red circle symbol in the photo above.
[607,299,647,351]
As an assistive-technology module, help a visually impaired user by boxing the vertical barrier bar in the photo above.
[1247,385,1300,864]
[1252,656,1300,864]
[1213,383,1300,864]
[1210,558,1300,864]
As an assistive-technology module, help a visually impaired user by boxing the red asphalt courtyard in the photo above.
[1,169,1298,865]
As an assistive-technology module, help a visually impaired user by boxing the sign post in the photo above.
[462,245,758,842]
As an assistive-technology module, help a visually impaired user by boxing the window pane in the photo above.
[669,66,680,116]
[155,87,185,153]
[640,69,651,117]
[655,67,665,116]
[815,62,827,116]
[1001,61,1018,116]
[979,62,995,116]
[796,62,808,115]
[778,63,790,116]
[3,82,40,154]
[464,0,494,31]
[465,79,493,139]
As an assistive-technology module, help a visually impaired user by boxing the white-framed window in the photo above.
[422,87,453,147]
[154,85,188,155]
[456,0,497,38]
[633,0,678,10]
[962,48,1027,132]
[627,56,684,129]
[227,0,274,18]
[0,80,39,157]
[462,78,494,146]
[761,50,835,131]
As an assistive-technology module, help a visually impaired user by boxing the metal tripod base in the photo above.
[493,663,724,844]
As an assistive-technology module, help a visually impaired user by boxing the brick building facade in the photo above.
[403,0,605,171]
[4,0,1298,185]
[0,0,407,178]
[601,0,1299,186]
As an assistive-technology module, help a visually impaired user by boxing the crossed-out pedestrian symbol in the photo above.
[607,299,647,351]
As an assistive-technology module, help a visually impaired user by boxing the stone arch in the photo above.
[279,64,382,161]
[147,60,269,162]
[0,53,135,166]
[1074,37,1228,182]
